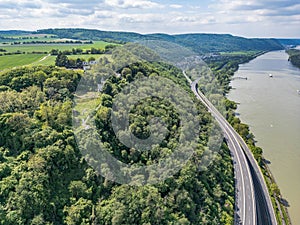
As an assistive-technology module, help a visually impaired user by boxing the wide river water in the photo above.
[227,50,300,224]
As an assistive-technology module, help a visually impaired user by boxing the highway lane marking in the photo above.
[216,117,251,225]
[235,133,277,225]
[197,86,256,225]
[224,124,256,225]
[190,78,256,225]
[192,85,247,223]
[214,106,256,225]
[192,86,249,223]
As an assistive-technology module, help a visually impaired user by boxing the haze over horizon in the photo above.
[0,0,299,38]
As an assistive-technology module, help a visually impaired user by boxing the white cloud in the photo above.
[0,0,43,11]
[93,10,116,19]
[213,0,300,13]
[170,4,183,9]
[210,0,300,26]
[104,0,163,9]
[0,0,299,37]
[118,13,165,23]
[173,16,197,23]
[172,14,216,25]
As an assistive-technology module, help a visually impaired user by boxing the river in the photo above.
[227,50,300,224]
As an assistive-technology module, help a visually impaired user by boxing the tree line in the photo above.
[287,49,300,68]
[12,40,93,45]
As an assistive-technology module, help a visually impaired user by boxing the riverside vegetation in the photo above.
[287,48,300,69]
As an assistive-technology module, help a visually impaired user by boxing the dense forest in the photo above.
[277,39,300,46]
[0,31,33,42]
[287,49,300,68]
[0,44,237,224]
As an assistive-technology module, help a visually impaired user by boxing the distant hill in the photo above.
[151,33,283,53]
[0,30,34,42]
[0,28,286,53]
[277,39,300,46]
[36,28,284,54]
[36,28,145,43]
[0,30,32,36]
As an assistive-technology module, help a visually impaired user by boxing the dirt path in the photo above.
[39,54,50,62]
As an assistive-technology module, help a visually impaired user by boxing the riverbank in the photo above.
[287,48,300,69]
[206,50,291,224]
[227,50,299,225]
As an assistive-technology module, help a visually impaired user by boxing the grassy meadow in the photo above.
[0,36,115,70]
[0,41,111,53]
[0,54,46,70]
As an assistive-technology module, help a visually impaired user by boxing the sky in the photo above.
[0,0,299,38]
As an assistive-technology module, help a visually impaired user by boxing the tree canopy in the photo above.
[0,56,235,224]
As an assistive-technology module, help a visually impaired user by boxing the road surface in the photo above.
[186,72,277,225]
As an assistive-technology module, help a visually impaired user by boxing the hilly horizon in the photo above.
[2,28,296,54]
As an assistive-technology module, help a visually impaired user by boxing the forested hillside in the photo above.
[0,31,33,42]
[287,49,300,68]
[36,28,283,54]
[278,39,300,46]
[0,49,235,224]
[150,33,283,53]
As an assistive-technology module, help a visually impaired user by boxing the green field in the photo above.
[31,54,105,66]
[30,54,55,66]
[0,53,112,70]
[0,34,58,44]
[0,41,113,53]
[0,40,116,70]
[0,54,46,70]
[12,37,58,42]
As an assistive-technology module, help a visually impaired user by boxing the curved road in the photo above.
[185,72,277,225]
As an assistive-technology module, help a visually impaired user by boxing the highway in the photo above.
[185,72,277,225]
